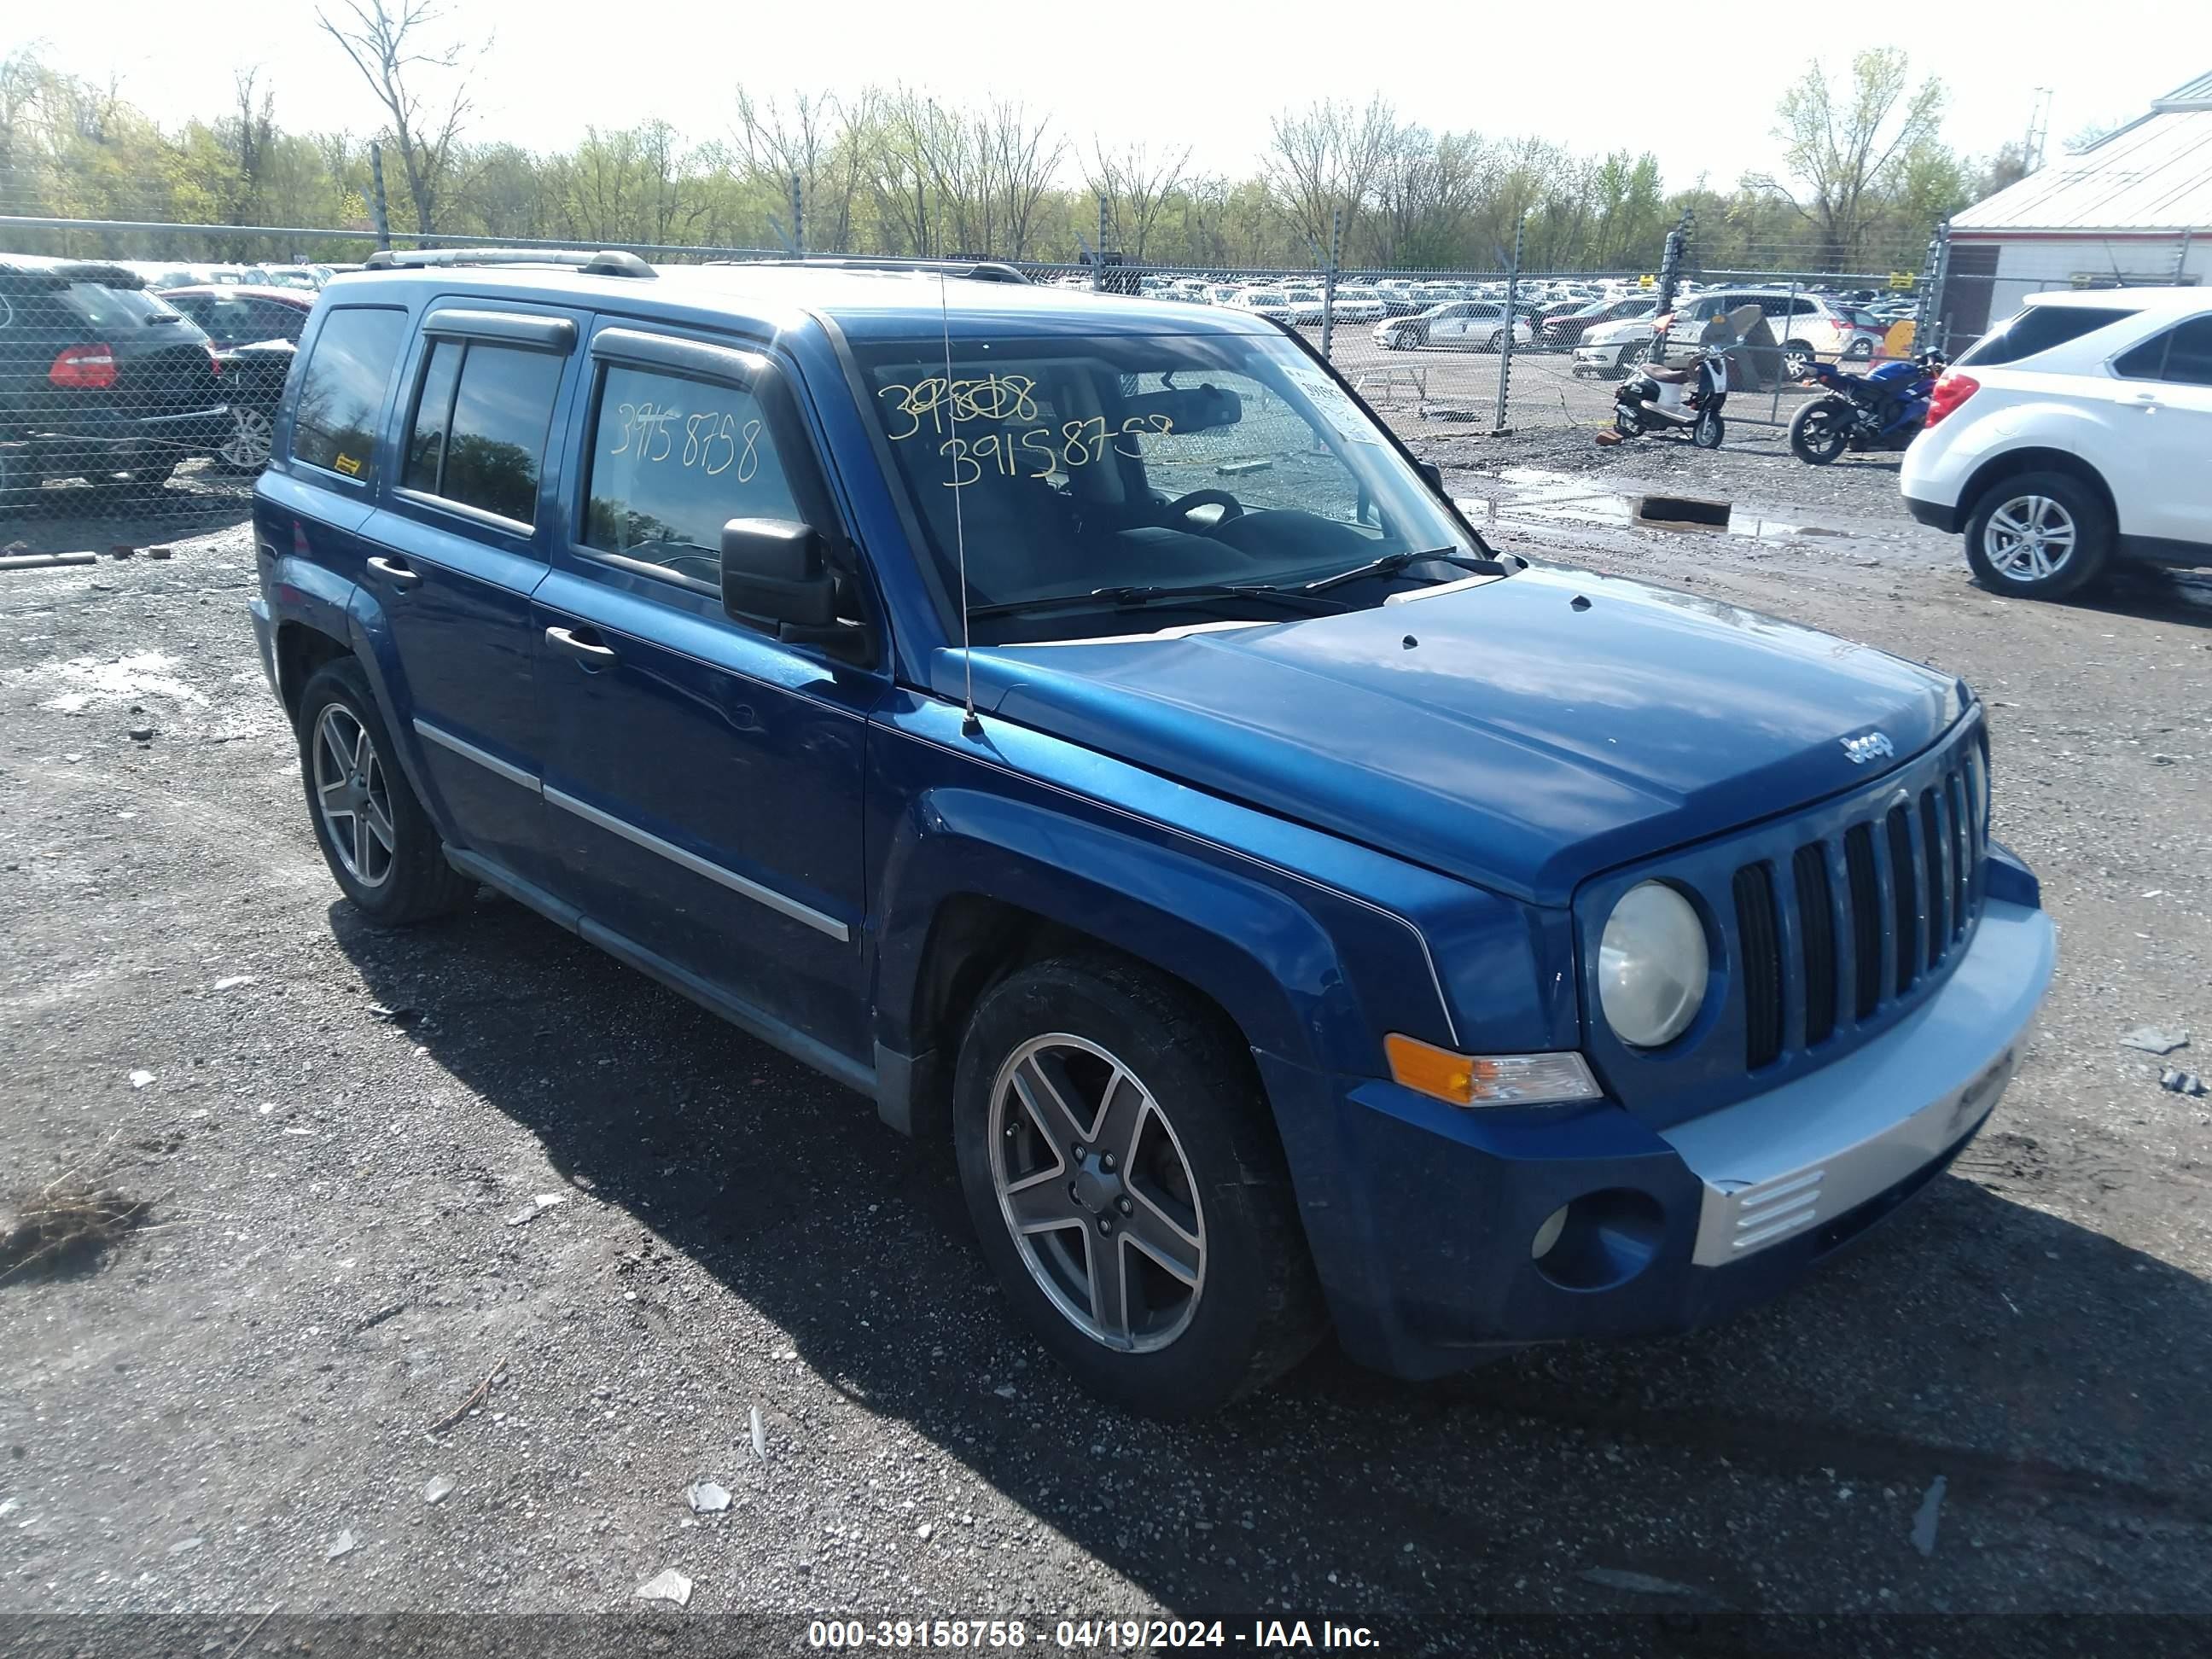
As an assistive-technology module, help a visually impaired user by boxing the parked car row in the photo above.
[125,260,358,292]
[1,253,317,504]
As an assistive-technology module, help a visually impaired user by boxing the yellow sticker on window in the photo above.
[333,452,363,477]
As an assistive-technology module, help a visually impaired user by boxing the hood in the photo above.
[1582,318,1653,345]
[943,568,1962,907]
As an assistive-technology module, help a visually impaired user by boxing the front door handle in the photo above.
[366,555,420,591]
[544,626,620,669]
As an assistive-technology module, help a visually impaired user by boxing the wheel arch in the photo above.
[273,617,352,722]
[1958,446,2117,531]
[870,795,1391,1144]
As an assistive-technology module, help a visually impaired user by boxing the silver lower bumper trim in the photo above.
[1663,899,2056,1267]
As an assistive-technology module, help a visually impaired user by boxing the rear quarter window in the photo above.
[290,306,410,480]
[1956,305,2137,367]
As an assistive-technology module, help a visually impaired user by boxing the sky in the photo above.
[9,0,2210,192]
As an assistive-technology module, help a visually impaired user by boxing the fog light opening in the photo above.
[1530,1188,1666,1292]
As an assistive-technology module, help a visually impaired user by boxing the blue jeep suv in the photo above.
[249,249,2055,1417]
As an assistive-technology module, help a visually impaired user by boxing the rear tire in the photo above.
[1780,341,1815,379]
[1788,398,1853,465]
[1962,470,2110,600]
[952,956,1326,1418]
[295,657,473,926]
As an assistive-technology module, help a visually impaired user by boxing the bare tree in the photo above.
[1083,139,1190,262]
[1266,96,1395,259]
[735,88,862,252]
[317,0,481,236]
[1751,49,1946,269]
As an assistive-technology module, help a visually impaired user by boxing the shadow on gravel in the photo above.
[335,894,2212,1615]
[2058,567,2212,632]
[0,474,253,551]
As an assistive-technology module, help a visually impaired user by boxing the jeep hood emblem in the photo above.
[1842,731,1895,765]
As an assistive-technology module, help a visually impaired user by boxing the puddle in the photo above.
[1464,468,1826,544]
[31,652,208,713]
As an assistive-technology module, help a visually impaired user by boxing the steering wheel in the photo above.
[1161,488,1245,531]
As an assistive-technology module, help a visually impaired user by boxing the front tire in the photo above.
[1788,398,1852,465]
[1692,409,1726,449]
[1962,471,2110,600]
[952,957,1324,1418]
[295,657,473,925]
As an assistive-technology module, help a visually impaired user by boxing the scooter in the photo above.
[1787,352,1947,465]
[1609,343,1729,449]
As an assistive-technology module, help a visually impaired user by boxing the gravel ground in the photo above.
[2,439,2209,1646]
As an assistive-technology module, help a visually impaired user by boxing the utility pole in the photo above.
[1321,207,1342,359]
[790,172,804,256]
[369,142,393,252]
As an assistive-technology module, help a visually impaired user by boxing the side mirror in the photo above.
[720,517,837,632]
[1416,460,1444,496]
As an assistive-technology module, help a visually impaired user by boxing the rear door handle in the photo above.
[366,555,421,591]
[544,626,620,669]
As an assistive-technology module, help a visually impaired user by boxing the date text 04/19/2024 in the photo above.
[805,1620,1381,1650]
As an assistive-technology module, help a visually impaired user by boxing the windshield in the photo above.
[856,330,1481,644]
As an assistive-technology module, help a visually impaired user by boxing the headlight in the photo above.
[1598,881,1708,1048]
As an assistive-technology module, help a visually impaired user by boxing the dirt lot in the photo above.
[2,430,2209,1648]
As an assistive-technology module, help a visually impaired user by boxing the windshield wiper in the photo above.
[1302,547,1508,594]
[969,581,1348,620]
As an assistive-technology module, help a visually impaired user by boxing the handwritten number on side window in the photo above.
[606,402,760,482]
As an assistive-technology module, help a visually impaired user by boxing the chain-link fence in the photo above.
[2,212,1958,530]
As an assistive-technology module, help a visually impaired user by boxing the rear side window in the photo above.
[291,307,408,480]
[399,340,564,525]
[2112,315,2212,387]
[1956,305,2136,367]
[581,362,802,584]
[57,282,176,329]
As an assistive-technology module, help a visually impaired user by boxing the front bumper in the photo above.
[1904,492,1962,533]
[1260,897,2055,1380]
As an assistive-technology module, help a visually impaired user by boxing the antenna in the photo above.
[939,273,982,738]
[2024,87,2052,173]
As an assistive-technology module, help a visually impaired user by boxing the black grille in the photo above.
[1844,824,1882,1019]
[1921,789,1947,968]
[1734,864,1784,1069]
[1793,844,1837,1046]
[1727,740,1986,1075]
[1886,806,1918,997]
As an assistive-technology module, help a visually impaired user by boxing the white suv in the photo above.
[1571,288,1882,378]
[1901,288,2212,598]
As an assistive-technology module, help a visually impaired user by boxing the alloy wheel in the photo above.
[988,1033,1206,1353]
[1983,493,2077,584]
[311,703,396,888]
[218,406,274,471]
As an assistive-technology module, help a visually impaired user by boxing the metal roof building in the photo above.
[1940,72,2210,343]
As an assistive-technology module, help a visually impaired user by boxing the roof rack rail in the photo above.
[361,247,656,279]
[710,255,1030,286]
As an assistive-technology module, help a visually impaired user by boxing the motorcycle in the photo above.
[1787,351,1947,466]
[1610,343,1729,449]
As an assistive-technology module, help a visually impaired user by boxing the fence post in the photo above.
[1093,195,1108,292]
[369,142,392,252]
[1652,207,1692,364]
[1917,222,1948,356]
[1773,278,1798,424]
[1321,206,1342,360]
[790,172,804,256]
[1493,216,1522,434]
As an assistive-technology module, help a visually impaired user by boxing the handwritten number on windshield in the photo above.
[919,413,1172,488]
